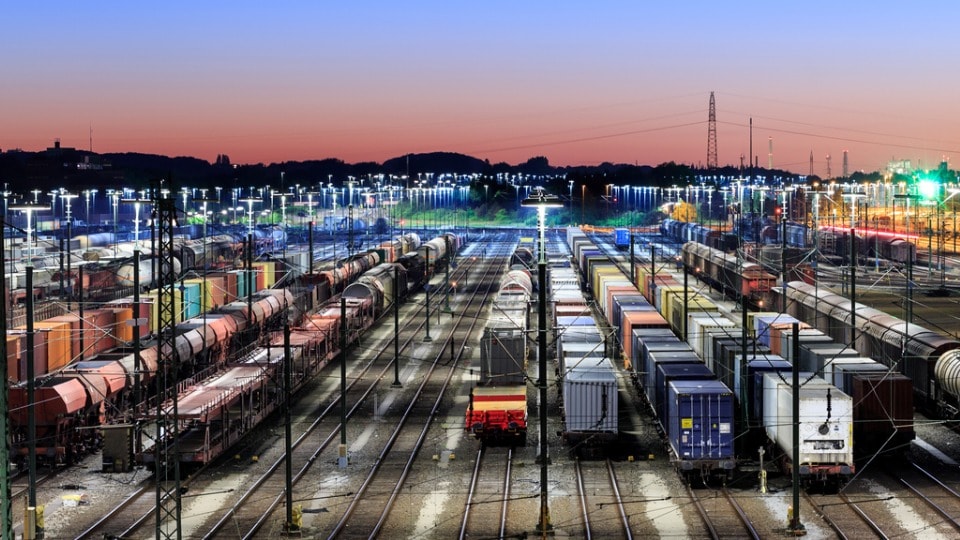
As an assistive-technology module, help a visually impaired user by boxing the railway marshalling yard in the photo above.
[18,231,960,539]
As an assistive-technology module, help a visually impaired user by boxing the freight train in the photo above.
[134,231,458,470]
[7,287,296,466]
[465,259,532,444]
[567,228,889,487]
[680,241,777,309]
[660,217,917,266]
[568,227,737,481]
[666,237,949,431]
[551,261,620,447]
[5,232,457,468]
[780,280,960,420]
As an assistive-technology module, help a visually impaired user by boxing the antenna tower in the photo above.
[706,92,718,168]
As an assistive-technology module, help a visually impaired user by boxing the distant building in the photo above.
[886,159,913,176]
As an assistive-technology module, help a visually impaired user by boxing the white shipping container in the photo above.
[762,373,854,468]
[688,316,736,363]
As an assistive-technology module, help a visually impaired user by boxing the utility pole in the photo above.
[27,267,42,540]
[424,247,432,342]
[789,322,805,535]
[392,264,402,388]
[338,297,348,468]
[0,213,9,540]
[154,183,183,540]
[283,325,298,533]
[521,190,562,537]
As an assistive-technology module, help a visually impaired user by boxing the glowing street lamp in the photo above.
[520,188,563,536]
[10,202,47,264]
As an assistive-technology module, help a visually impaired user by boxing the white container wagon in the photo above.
[762,373,854,485]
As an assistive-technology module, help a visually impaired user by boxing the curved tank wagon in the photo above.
[342,262,408,317]
[511,247,535,270]
[116,257,183,287]
[397,252,425,288]
[399,232,422,254]
[443,232,461,255]
[500,269,533,298]
[373,216,391,235]
[417,238,448,276]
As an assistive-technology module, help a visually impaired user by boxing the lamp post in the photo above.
[240,197,261,239]
[10,201,47,539]
[521,189,563,537]
[423,245,433,343]
[61,193,78,306]
[13,202,47,265]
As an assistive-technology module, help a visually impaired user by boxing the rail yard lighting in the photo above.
[10,200,48,539]
[521,188,563,537]
[11,202,47,265]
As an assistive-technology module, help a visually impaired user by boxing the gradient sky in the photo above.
[3,2,959,175]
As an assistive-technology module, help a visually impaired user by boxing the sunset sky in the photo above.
[3,2,959,175]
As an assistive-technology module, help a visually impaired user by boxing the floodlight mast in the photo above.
[8,201,48,540]
[520,189,562,536]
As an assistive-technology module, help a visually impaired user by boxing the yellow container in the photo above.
[146,288,184,331]
[252,261,276,288]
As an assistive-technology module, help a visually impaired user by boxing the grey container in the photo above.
[480,326,528,385]
[562,356,618,437]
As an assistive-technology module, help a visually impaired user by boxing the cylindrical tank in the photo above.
[117,258,183,286]
[402,233,422,253]
[343,276,386,316]
[935,349,960,400]
[500,269,533,298]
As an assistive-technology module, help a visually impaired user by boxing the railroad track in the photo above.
[897,461,960,534]
[803,490,889,539]
[323,243,504,537]
[458,446,514,539]
[688,485,760,539]
[75,244,490,539]
[572,458,633,539]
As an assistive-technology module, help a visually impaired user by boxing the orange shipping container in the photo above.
[620,310,671,370]
[6,335,23,383]
[605,286,640,326]
[86,308,118,355]
[32,320,73,372]
[45,314,83,361]
[111,307,134,342]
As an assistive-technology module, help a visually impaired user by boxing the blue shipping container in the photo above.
[667,379,735,463]
[614,228,630,249]
[655,362,714,423]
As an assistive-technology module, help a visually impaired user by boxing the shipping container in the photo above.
[666,379,735,475]
[614,227,630,249]
[654,362,714,422]
[762,373,854,478]
[32,320,72,372]
[644,350,700,409]
[562,357,618,438]
[850,373,915,458]
[480,327,527,386]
